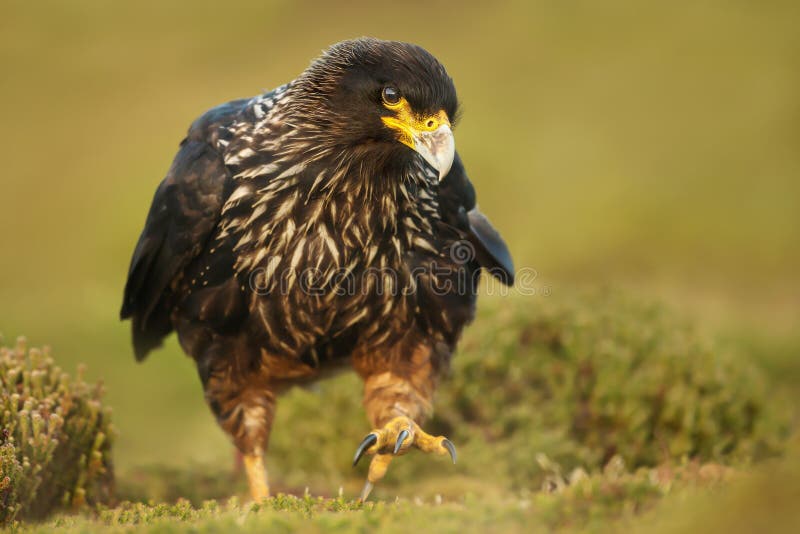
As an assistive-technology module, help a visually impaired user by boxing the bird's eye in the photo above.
[381,86,401,107]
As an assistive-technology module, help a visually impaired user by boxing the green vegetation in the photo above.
[3,293,796,531]
[13,455,800,533]
[0,338,113,526]
[432,292,788,487]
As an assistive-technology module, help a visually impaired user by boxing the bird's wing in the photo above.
[438,153,515,285]
[120,99,247,359]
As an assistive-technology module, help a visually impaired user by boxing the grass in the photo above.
[11,453,800,533]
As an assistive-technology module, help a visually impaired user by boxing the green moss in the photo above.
[13,459,741,533]
[0,337,114,526]
[428,291,789,489]
[530,454,733,530]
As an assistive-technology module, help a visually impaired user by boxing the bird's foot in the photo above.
[352,415,456,501]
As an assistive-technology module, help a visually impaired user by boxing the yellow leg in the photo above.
[243,450,270,501]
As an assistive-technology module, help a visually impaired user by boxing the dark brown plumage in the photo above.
[120,37,513,500]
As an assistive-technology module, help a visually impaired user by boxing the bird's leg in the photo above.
[352,351,455,501]
[203,365,276,502]
[242,447,269,501]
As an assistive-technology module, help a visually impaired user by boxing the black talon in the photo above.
[442,438,457,464]
[393,429,410,454]
[353,433,378,466]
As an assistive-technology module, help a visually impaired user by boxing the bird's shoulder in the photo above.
[185,82,292,151]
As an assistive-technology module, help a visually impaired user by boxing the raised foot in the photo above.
[352,416,456,501]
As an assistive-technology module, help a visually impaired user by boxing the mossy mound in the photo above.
[428,290,788,488]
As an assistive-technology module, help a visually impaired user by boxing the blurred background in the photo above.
[0,0,798,481]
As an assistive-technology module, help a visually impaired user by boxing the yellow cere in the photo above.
[381,97,450,149]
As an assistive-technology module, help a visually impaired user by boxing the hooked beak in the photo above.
[413,124,455,181]
[382,107,455,181]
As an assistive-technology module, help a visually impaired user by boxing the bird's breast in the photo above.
[219,179,445,359]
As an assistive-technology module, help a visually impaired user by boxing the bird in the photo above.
[120,37,514,502]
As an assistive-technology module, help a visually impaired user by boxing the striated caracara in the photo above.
[120,37,514,501]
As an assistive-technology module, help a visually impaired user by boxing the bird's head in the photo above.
[289,38,459,181]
